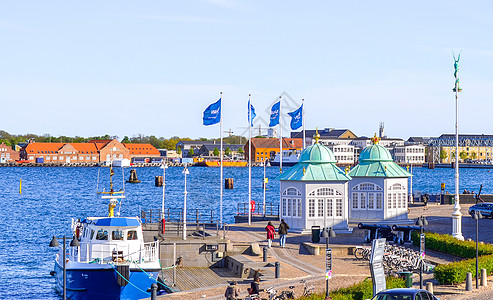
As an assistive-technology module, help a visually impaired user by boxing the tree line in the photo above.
[0,130,247,151]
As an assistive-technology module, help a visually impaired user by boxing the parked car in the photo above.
[371,288,439,300]
[468,202,493,218]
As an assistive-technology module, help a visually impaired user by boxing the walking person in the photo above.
[278,219,289,248]
[265,221,275,248]
[224,281,240,300]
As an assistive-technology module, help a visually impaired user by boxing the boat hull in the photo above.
[54,261,160,300]
[196,161,248,167]
[270,161,297,167]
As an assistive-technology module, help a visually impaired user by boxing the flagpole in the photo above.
[279,96,283,174]
[220,92,223,227]
[248,94,252,225]
[302,98,305,150]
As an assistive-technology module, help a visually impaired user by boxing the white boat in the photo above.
[50,167,165,299]
[270,149,300,166]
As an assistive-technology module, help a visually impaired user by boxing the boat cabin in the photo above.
[71,216,158,264]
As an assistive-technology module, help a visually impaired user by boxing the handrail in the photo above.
[141,208,216,224]
[70,241,159,263]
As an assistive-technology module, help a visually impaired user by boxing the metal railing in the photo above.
[237,202,279,216]
[141,208,216,224]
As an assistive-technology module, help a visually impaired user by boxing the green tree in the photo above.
[188,147,195,157]
[238,147,244,154]
[224,147,231,156]
[213,147,220,157]
[121,136,131,143]
[176,147,182,154]
[459,151,468,160]
[440,150,448,161]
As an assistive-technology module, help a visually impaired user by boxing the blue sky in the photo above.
[1,1,492,140]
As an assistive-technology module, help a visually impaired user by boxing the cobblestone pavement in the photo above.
[156,204,493,299]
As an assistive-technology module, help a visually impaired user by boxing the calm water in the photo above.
[0,166,492,299]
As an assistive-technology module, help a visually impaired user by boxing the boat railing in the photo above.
[237,202,279,216]
[71,241,159,264]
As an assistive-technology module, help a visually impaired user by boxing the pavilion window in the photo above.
[308,199,315,218]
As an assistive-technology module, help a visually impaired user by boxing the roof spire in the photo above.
[313,127,320,144]
[371,133,380,145]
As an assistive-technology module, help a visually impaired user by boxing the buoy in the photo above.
[155,176,163,187]
[126,169,141,183]
[19,179,22,194]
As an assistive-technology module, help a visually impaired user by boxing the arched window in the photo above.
[307,187,343,219]
[351,182,383,211]
[282,187,302,218]
[387,183,407,209]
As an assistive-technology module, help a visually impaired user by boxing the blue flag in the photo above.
[248,100,256,127]
[269,101,280,127]
[288,104,303,130]
[203,98,221,126]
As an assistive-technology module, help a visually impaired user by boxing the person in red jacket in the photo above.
[265,221,275,248]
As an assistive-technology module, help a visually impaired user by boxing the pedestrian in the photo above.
[224,281,240,300]
[278,219,290,248]
[265,221,275,248]
[247,276,262,296]
[423,194,429,210]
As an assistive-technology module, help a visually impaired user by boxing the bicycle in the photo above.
[300,279,314,297]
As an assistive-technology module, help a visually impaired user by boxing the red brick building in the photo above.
[0,142,19,163]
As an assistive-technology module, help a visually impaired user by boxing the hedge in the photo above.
[410,231,493,284]
[434,254,493,284]
[411,231,493,258]
[297,277,405,300]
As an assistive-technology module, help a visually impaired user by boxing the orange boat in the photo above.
[196,160,248,167]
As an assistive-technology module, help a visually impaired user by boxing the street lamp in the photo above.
[49,235,80,300]
[320,227,336,300]
[472,210,483,289]
[415,216,428,289]
[262,159,268,218]
[160,162,168,221]
[182,163,190,240]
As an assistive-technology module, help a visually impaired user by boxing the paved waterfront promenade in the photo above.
[154,203,493,300]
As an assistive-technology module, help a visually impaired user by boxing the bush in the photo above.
[297,277,405,300]
[434,254,493,284]
[411,231,493,258]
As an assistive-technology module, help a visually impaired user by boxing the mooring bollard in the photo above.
[263,247,268,262]
[151,283,158,300]
[426,282,434,294]
[275,261,280,278]
[481,268,487,286]
[466,272,473,291]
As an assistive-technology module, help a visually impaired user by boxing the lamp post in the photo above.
[182,163,189,240]
[473,210,483,289]
[49,235,80,300]
[262,159,268,218]
[320,227,336,300]
[416,216,428,289]
[160,162,168,221]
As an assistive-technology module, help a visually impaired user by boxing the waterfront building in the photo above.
[348,136,411,221]
[198,144,244,159]
[245,138,302,162]
[123,143,161,163]
[0,142,19,163]
[394,144,426,164]
[277,133,351,233]
[428,134,493,164]
[176,140,220,157]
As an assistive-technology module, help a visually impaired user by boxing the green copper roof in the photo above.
[348,161,411,178]
[278,162,352,181]
[349,143,411,178]
[277,142,351,181]
[298,143,337,164]
[359,144,394,162]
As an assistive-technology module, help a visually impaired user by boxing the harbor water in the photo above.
[1,166,493,299]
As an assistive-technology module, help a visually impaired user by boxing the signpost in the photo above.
[326,248,332,280]
[420,233,426,288]
[370,238,386,296]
